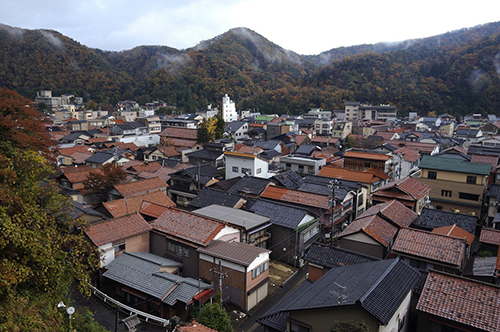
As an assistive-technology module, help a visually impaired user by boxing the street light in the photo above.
[57,301,75,332]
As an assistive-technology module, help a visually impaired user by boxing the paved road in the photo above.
[234,267,308,332]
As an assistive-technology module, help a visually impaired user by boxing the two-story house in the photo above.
[416,155,491,217]
[224,151,272,180]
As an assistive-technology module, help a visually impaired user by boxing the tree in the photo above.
[214,113,226,139]
[330,320,370,332]
[0,88,100,330]
[197,302,233,332]
[83,162,127,199]
[197,117,218,144]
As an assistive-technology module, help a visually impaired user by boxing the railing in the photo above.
[88,284,169,327]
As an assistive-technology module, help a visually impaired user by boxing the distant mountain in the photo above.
[1,22,500,116]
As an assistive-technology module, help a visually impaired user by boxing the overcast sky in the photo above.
[1,0,499,55]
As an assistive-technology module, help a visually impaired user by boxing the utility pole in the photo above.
[213,260,228,308]
[328,179,339,245]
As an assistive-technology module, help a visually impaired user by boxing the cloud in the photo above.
[39,30,64,49]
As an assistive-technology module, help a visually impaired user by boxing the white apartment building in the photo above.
[222,94,238,123]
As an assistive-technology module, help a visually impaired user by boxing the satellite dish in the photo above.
[66,307,75,315]
[57,301,65,309]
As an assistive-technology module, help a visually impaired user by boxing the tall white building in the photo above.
[222,94,238,123]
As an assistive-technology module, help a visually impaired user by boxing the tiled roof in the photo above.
[419,155,491,175]
[125,161,162,174]
[275,259,419,325]
[391,140,438,154]
[113,177,168,197]
[103,190,175,218]
[227,177,272,196]
[304,242,379,268]
[471,154,499,169]
[151,208,225,247]
[432,224,475,245]
[479,227,500,245]
[417,271,500,332]
[161,127,198,140]
[139,201,172,219]
[414,208,478,234]
[197,240,270,267]
[170,138,198,148]
[339,214,398,246]
[363,167,390,181]
[189,188,244,209]
[344,150,391,161]
[261,186,330,210]
[103,252,211,305]
[271,171,304,189]
[57,145,91,156]
[318,166,381,184]
[84,213,151,246]
[397,147,421,162]
[372,177,431,201]
[391,228,467,267]
[85,151,115,164]
[62,168,101,183]
[249,199,310,230]
[193,205,270,230]
[175,320,217,332]
[360,200,417,228]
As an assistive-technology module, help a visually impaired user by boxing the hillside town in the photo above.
[41,89,500,332]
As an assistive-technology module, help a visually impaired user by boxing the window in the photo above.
[428,171,437,179]
[256,168,262,174]
[252,261,269,279]
[459,192,479,201]
[114,243,125,254]
[290,321,310,332]
[285,163,291,170]
[466,175,477,184]
[241,167,251,175]
[441,190,452,197]
[232,166,239,173]
[364,162,372,168]
[303,225,319,242]
[298,165,304,172]
[168,242,189,257]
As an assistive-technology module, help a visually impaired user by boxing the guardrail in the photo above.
[88,284,169,327]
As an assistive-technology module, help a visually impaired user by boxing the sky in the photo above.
[1,0,499,55]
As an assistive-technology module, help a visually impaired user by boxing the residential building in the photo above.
[343,150,395,179]
[136,116,162,134]
[389,227,468,274]
[258,258,419,332]
[222,94,238,123]
[303,242,379,282]
[416,155,491,216]
[371,177,431,213]
[416,271,500,332]
[108,177,168,201]
[279,155,326,175]
[338,200,417,259]
[313,118,334,136]
[102,190,175,218]
[411,207,478,235]
[224,151,271,180]
[197,240,271,311]
[330,121,352,139]
[345,102,398,121]
[83,212,151,267]
[188,188,246,210]
[102,251,213,321]
[150,207,240,277]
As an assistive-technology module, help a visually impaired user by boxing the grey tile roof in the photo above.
[285,259,419,325]
[249,199,311,230]
[85,151,114,164]
[227,176,272,196]
[103,252,210,305]
[197,240,270,267]
[304,242,379,268]
[189,188,243,209]
[185,149,223,160]
[413,208,478,234]
[271,171,304,189]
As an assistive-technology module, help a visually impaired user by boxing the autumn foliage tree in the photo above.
[0,88,100,330]
[83,162,127,200]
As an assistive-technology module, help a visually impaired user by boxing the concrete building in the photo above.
[222,94,238,123]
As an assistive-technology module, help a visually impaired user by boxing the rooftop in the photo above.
[84,213,151,247]
[197,240,270,267]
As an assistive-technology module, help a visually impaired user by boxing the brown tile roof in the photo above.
[62,168,101,183]
[391,228,467,267]
[375,131,398,141]
[57,145,91,156]
[391,140,438,154]
[344,150,391,161]
[139,201,172,219]
[113,177,168,197]
[311,137,339,144]
[479,227,500,245]
[471,154,499,169]
[59,165,94,173]
[397,147,421,162]
[125,161,163,174]
[162,127,198,140]
[339,214,398,246]
[155,146,181,157]
[261,186,330,209]
[362,200,417,228]
[234,144,263,155]
[417,271,500,332]
[84,212,151,247]
[432,224,475,246]
[372,177,431,201]
[175,320,217,332]
[71,151,94,164]
[103,190,175,218]
[318,166,382,184]
[363,167,390,181]
[170,138,198,148]
[294,135,310,146]
[151,208,225,247]
[197,240,270,267]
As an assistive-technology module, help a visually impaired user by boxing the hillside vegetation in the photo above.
[1,22,499,116]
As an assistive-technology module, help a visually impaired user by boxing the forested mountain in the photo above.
[1,22,499,116]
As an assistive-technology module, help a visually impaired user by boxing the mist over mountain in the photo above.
[1,22,500,116]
